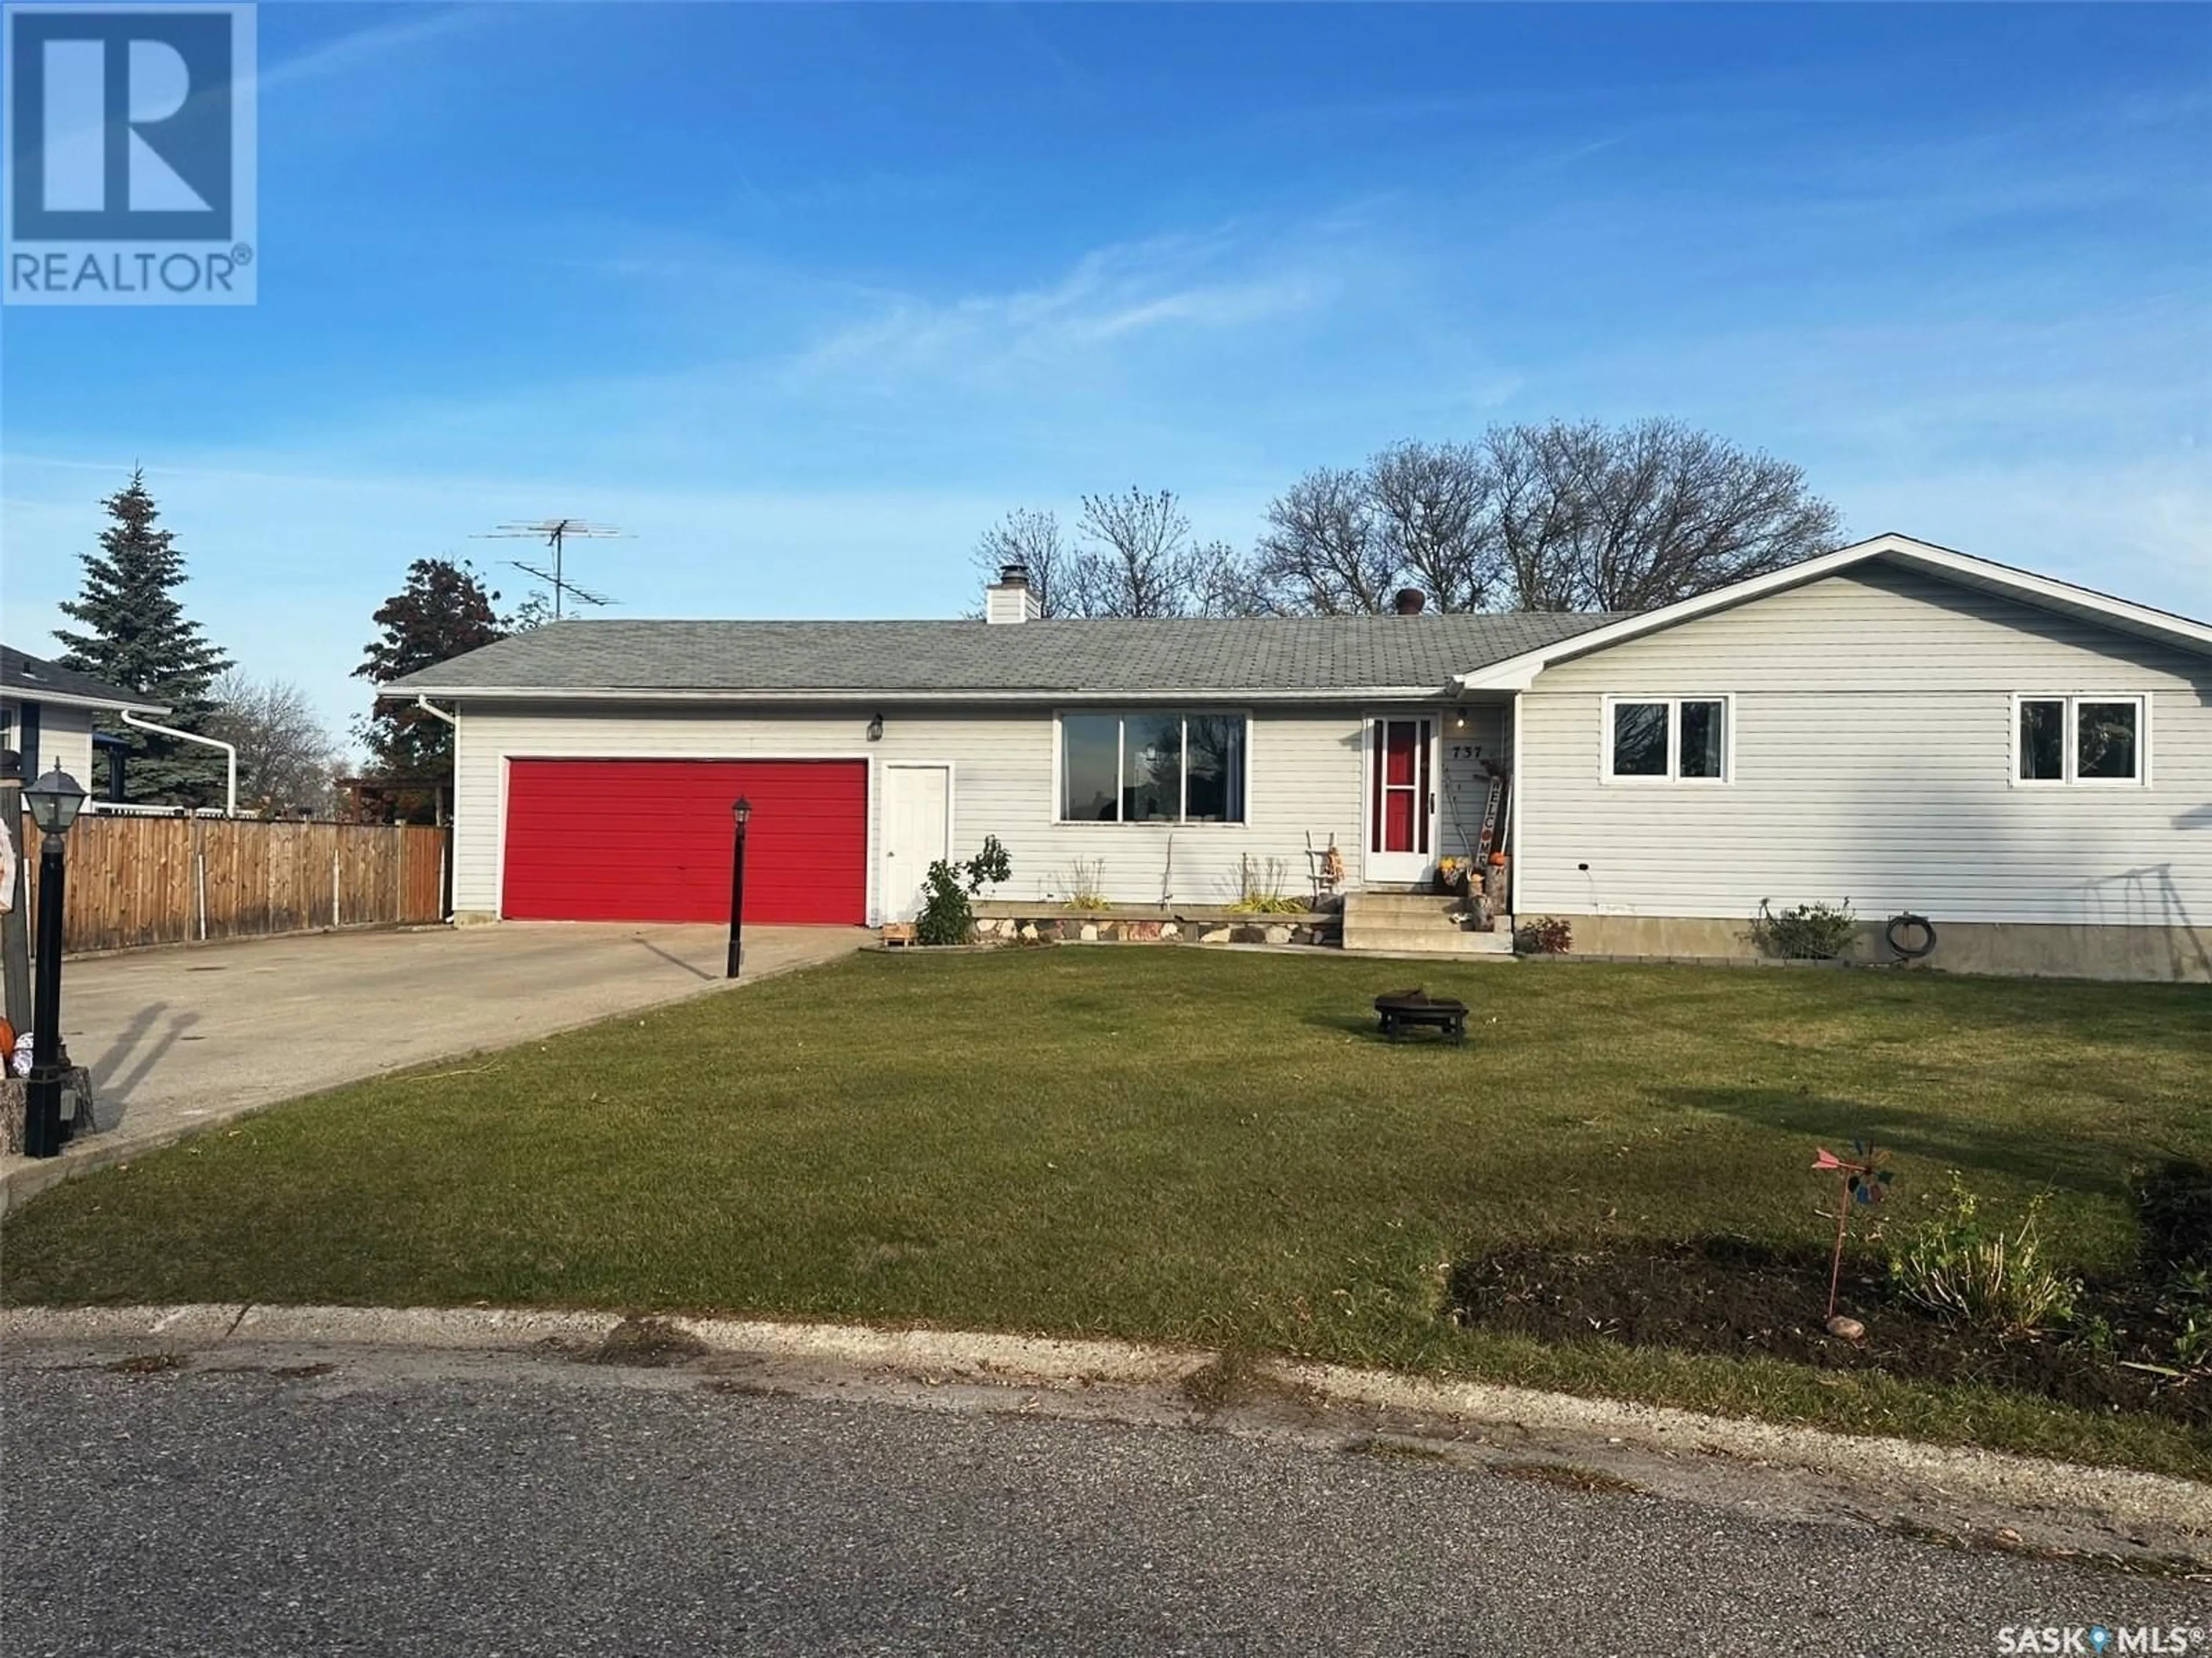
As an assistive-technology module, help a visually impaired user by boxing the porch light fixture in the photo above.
[866,713,884,742]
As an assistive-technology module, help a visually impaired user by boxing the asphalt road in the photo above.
[5,1363,2203,1657]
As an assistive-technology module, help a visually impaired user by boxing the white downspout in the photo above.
[414,697,459,919]
[414,696,459,823]
[120,710,237,817]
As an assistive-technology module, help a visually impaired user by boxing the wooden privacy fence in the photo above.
[15,812,448,955]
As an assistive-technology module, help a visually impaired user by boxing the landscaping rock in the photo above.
[1262,925,1293,945]
[0,1069,100,1154]
[1199,928,1232,944]
[1079,923,1099,942]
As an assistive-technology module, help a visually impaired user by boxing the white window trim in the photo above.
[1052,709,1254,827]
[1600,694,1734,786]
[2009,692,2152,789]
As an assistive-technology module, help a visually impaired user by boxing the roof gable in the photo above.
[1453,535,2212,691]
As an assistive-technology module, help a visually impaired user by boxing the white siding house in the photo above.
[453,702,1399,918]
[2,645,166,801]
[1471,539,2212,980]
[394,537,2212,982]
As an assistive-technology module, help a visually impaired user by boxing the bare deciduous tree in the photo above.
[207,670,342,817]
[971,495,1264,618]
[1185,538,1277,619]
[1487,419,1843,611]
[1488,422,1586,611]
[962,421,1835,624]
[1071,488,1204,618]
[971,508,1074,617]
[1253,423,1839,615]
[1253,443,1500,615]
[1368,440,1500,612]
[1252,465,1393,615]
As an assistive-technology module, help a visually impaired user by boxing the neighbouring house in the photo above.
[384,534,2212,983]
[2,645,165,801]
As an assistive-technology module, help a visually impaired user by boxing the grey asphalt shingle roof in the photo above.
[386,611,1627,699]
[2,645,166,711]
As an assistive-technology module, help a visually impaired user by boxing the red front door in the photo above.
[502,758,867,924]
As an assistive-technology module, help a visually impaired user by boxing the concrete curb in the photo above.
[7,1304,2205,1538]
[1274,1359,2210,1534]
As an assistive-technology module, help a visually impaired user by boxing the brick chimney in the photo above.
[986,562,1041,624]
[1393,587,1427,615]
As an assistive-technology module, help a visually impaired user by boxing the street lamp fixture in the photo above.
[21,768,87,1158]
[726,797,752,979]
[23,767,87,835]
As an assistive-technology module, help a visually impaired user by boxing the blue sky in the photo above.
[3,2,2208,743]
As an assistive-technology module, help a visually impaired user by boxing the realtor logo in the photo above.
[5,3,256,304]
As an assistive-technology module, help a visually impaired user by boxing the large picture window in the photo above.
[1059,713,1248,823]
[1604,696,1730,783]
[2014,695,2146,786]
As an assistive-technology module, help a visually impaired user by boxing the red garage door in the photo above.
[503,759,867,924]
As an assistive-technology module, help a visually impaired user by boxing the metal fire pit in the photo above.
[1372,989,1469,1045]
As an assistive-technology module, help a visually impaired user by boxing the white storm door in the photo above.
[881,764,952,922]
[1364,716,1437,884]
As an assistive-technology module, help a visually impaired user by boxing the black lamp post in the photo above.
[726,796,752,979]
[21,767,87,1159]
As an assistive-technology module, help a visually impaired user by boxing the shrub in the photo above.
[2161,1267,2212,1373]
[1749,898,1858,960]
[915,862,975,945]
[914,835,1012,945]
[1887,1175,2078,1337]
[1513,916,1572,955]
[2131,1158,2212,1278]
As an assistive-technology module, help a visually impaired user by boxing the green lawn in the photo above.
[8,948,2210,1475]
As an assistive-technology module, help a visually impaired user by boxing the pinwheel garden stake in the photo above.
[1812,1140,1893,1336]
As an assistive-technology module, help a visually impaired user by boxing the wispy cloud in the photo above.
[256,6,490,98]
[789,228,1333,389]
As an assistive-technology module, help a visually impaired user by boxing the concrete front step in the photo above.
[1339,889,1514,954]
[1340,925,1515,956]
[1344,889,1479,916]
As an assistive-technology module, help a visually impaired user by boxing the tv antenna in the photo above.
[472,518,627,619]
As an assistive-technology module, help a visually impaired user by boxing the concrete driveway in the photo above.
[2,922,865,1210]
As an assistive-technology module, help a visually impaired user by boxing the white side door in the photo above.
[881,764,952,922]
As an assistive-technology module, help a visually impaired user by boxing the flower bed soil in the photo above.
[1448,1237,2206,1425]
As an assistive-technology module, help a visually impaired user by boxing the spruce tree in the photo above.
[53,470,233,806]
[353,558,506,816]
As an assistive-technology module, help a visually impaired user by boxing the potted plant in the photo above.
[1435,856,1471,895]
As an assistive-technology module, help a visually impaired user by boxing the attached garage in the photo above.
[502,758,867,925]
